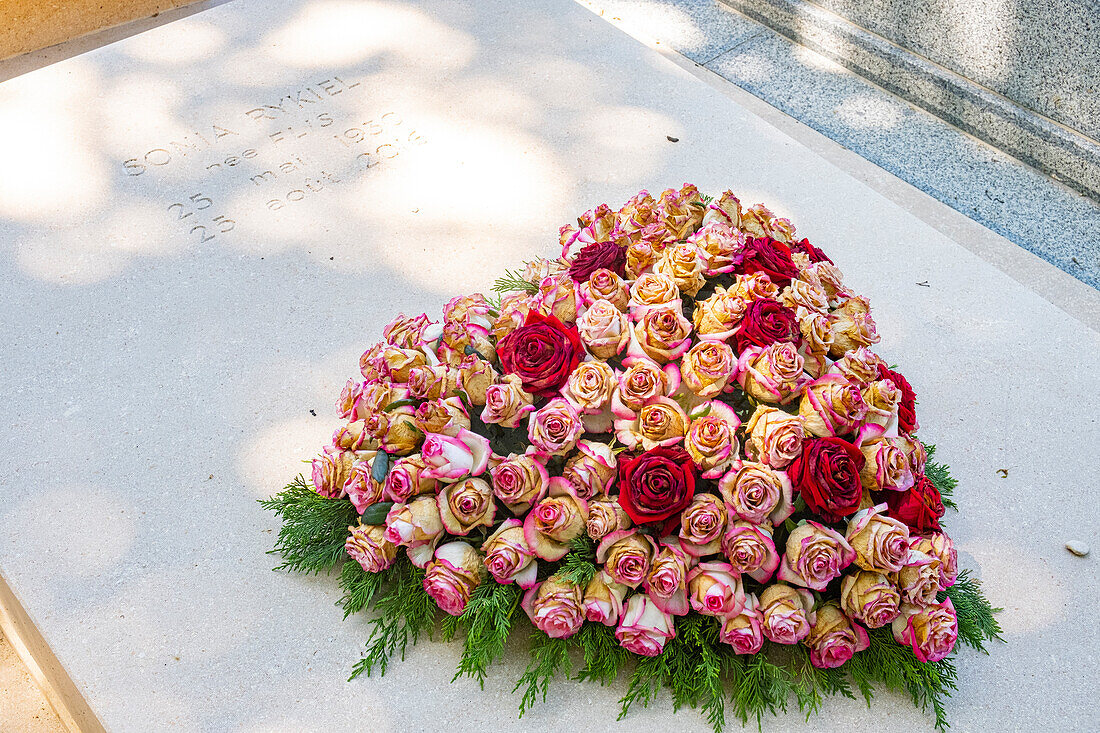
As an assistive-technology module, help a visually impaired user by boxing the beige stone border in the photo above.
[0,574,106,733]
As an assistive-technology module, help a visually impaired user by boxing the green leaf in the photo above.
[371,450,391,484]
[360,501,394,525]
[382,398,419,412]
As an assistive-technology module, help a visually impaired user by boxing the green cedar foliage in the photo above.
[922,443,959,510]
[943,570,1004,652]
[258,475,359,573]
[492,268,539,295]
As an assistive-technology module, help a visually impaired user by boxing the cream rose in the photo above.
[629,306,693,364]
[737,342,809,405]
[523,479,589,561]
[311,447,357,499]
[684,401,741,478]
[437,477,495,536]
[644,539,693,616]
[423,541,485,616]
[719,460,794,526]
[522,575,585,639]
[744,405,804,468]
[892,597,958,662]
[576,300,630,359]
[913,533,958,590]
[628,272,680,316]
[481,374,536,429]
[615,396,688,450]
[561,360,617,419]
[580,268,630,311]
[613,358,675,413]
[345,458,386,514]
[597,529,658,588]
[778,521,856,591]
[693,286,747,342]
[678,493,727,557]
[891,548,941,606]
[489,453,548,514]
[413,398,470,437]
[345,523,397,573]
[845,503,911,573]
[562,440,617,500]
[681,340,736,397]
[858,438,915,492]
[383,496,444,567]
[527,398,584,457]
[798,373,868,437]
[829,296,880,357]
[721,521,780,583]
[585,498,632,541]
[690,220,743,275]
[805,603,870,669]
[759,583,816,644]
[840,570,901,628]
[656,242,706,297]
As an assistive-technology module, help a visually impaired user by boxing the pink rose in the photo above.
[840,570,901,629]
[383,454,438,504]
[576,300,630,359]
[490,453,549,514]
[628,305,693,364]
[805,603,870,669]
[524,479,589,561]
[913,533,958,590]
[345,457,386,514]
[527,398,584,457]
[437,477,495,536]
[892,597,958,662]
[562,440,617,499]
[615,594,677,656]
[422,541,485,616]
[687,561,745,618]
[345,523,397,573]
[579,269,630,311]
[585,498,632,541]
[522,576,586,639]
[383,496,444,568]
[643,538,693,616]
[480,374,536,428]
[858,438,915,492]
[420,428,491,481]
[597,529,658,588]
[759,584,816,644]
[678,493,727,557]
[845,503,911,573]
[719,593,764,654]
[311,446,357,498]
[583,570,629,626]
[680,341,736,398]
[684,401,741,479]
[721,521,780,583]
[482,519,538,587]
[744,405,804,468]
[798,373,868,437]
[778,521,856,591]
[736,342,809,405]
[719,460,794,526]
[612,358,678,415]
[892,548,941,606]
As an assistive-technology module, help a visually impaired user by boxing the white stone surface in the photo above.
[0,0,1097,731]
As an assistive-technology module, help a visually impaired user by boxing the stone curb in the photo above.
[718,0,1100,203]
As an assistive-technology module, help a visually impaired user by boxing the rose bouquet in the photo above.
[263,185,1001,731]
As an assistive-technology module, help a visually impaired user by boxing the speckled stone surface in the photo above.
[809,0,1100,142]
[1,1,1098,732]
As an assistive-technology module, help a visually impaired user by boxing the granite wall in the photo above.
[811,0,1100,141]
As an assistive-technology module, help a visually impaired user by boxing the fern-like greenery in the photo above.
[259,475,359,573]
[557,535,598,586]
[513,633,573,717]
[348,557,437,680]
[492,268,539,295]
[923,443,959,510]
[943,570,1004,652]
[449,580,522,687]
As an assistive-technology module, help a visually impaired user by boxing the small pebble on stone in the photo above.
[1065,541,1089,557]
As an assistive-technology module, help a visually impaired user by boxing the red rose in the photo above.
[734,299,801,352]
[788,437,865,523]
[496,311,583,396]
[884,475,944,533]
[569,242,627,282]
[789,237,833,265]
[876,364,918,433]
[735,237,799,288]
[616,446,696,528]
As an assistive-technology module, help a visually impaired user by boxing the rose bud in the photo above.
[481,374,536,429]
[383,454,437,503]
[885,475,945,533]
[681,341,736,398]
[690,220,743,275]
[719,461,794,526]
[598,529,658,588]
[586,498,632,541]
[379,345,426,383]
[423,541,485,616]
[615,396,688,451]
[744,406,804,468]
[383,313,437,349]
[829,297,881,357]
[759,584,816,644]
[625,239,660,278]
[420,428,491,482]
[859,437,915,492]
[876,363,918,433]
[455,355,495,406]
[336,379,364,420]
[496,311,584,396]
[615,594,677,656]
[613,358,677,414]
[678,493,727,557]
[684,401,741,479]
[896,433,927,476]
[358,343,386,382]
[891,548,942,606]
[693,286,746,342]
[482,519,538,588]
[778,278,829,313]
[805,603,870,669]
[778,521,856,591]
[311,447,357,498]
[912,533,957,590]
[628,306,693,364]
[561,360,616,424]
[383,496,444,567]
[892,597,958,662]
[534,272,580,324]
[787,436,866,523]
[719,593,764,654]
[656,242,706,297]
[584,570,630,626]
[437,477,495,536]
[722,521,780,583]
[490,453,548,514]
[345,523,398,573]
[344,458,386,514]
[799,373,868,437]
[840,570,901,628]
[736,341,809,405]
[845,503,911,574]
[687,561,745,618]
[616,446,697,528]
[562,440,617,500]
[644,538,693,615]
[795,309,834,378]
[524,478,589,560]
[576,300,630,359]
[528,398,584,457]
[580,269,630,311]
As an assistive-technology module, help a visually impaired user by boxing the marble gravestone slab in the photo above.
[0,0,1097,731]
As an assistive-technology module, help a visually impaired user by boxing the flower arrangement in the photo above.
[263,185,1001,731]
